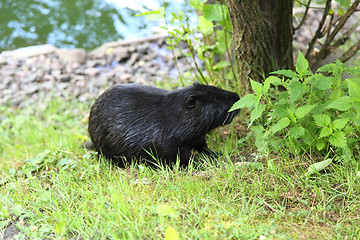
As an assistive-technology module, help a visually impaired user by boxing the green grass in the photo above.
[1,98,359,239]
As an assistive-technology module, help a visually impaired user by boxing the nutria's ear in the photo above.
[185,95,197,109]
[193,81,201,86]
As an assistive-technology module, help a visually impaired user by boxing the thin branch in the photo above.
[339,41,360,63]
[305,0,332,59]
[294,0,312,31]
[314,0,360,63]
[328,19,360,52]
[220,0,239,84]
[186,40,208,83]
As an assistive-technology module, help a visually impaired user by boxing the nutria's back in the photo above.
[88,83,240,167]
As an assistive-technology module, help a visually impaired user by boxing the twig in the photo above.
[305,0,332,59]
[294,0,312,31]
[186,40,208,83]
[220,0,239,85]
[328,19,360,52]
[314,0,360,63]
[257,196,281,214]
[340,41,360,63]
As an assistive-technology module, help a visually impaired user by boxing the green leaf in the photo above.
[296,50,309,74]
[319,126,333,138]
[219,10,232,32]
[289,126,305,139]
[203,4,223,21]
[135,7,165,20]
[356,171,360,180]
[316,139,326,151]
[313,114,331,127]
[326,96,354,111]
[214,30,228,55]
[305,159,332,177]
[271,70,298,78]
[313,75,333,90]
[198,16,213,35]
[329,131,346,148]
[288,79,306,103]
[250,79,263,95]
[264,76,281,92]
[229,94,258,111]
[329,89,342,102]
[270,117,290,134]
[295,104,316,119]
[165,226,180,240]
[335,0,351,9]
[347,79,360,101]
[317,63,336,73]
[250,105,265,126]
[212,60,230,70]
[333,118,348,130]
[189,0,206,10]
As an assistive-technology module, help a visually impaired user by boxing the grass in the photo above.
[0,97,359,239]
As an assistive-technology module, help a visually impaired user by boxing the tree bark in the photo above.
[226,0,294,82]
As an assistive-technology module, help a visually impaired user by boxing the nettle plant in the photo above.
[137,0,238,86]
[230,51,360,160]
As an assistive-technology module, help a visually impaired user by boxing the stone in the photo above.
[57,74,71,82]
[127,53,139,66]
[137,43,149,54]
[84,68,100,76]
[0,44,57,60]
[56,48,87,64]
[24,84,39,95]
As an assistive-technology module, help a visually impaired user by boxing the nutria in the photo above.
[88,83,240,167]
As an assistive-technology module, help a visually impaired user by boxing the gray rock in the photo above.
[137,43,149,54]
[57,74,71,82]
[127,53,139,67]
[0,44,57,60]
[84,68,100,76]
[23,84,39,95]
[56,48,87,64]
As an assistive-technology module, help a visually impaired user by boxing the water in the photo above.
[0,0,195,52]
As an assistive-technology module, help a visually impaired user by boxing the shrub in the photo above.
[230,51,360,160]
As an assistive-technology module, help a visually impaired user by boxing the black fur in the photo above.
[88,83,240,167]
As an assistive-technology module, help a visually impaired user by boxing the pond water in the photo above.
[0,0,195,52]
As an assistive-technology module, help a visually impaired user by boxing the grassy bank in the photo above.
[0,98,359,239]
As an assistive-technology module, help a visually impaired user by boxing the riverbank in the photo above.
[0,33,195,108]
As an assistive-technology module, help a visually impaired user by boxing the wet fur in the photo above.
[88,83,240,167]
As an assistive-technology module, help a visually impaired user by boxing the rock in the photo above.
[127,53,139,66]
[84,68,100,76]
[110,47,129,62]
[87,59,107,68]
[0,44,57,60]
[94,75,108,87]
[24,72,42,83]
[57,74,71,82]
[137,43,149,54]
[56,48,87,64]
[116,73,133,83]
[23,84,39,95]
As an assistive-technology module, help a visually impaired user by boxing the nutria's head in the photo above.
[173,83,240,134]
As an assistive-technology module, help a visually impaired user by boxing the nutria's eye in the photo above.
[186,95,197,109]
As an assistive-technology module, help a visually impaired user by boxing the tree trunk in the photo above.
[226,0,294,82]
